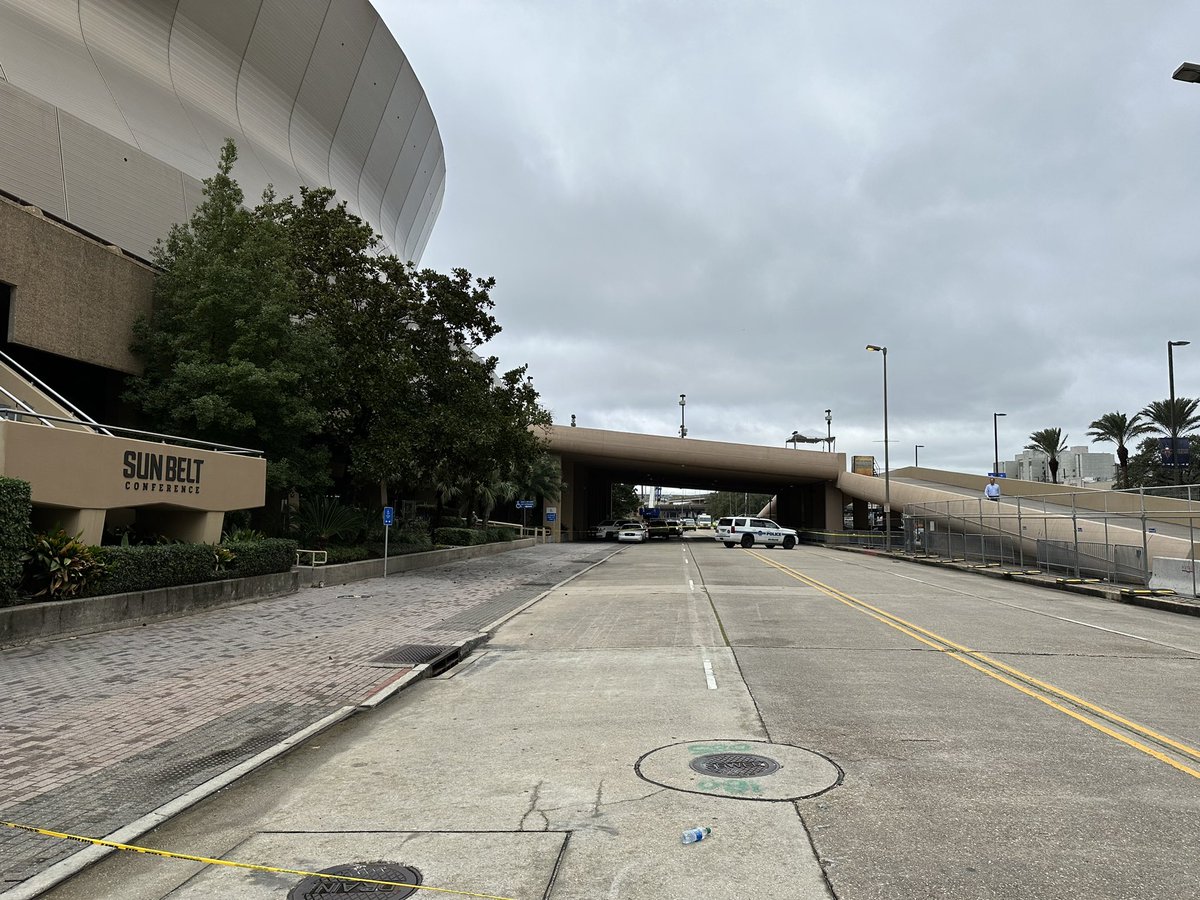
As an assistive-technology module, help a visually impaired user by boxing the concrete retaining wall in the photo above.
[0,539,537,645]
[0,570,300,646]
[298,538,537,586]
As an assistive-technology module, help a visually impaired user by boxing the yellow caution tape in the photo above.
[1,821,518,900]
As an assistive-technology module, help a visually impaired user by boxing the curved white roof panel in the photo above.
[0,0,444,261]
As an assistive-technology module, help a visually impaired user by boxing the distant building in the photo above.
[1002,446,1115,484]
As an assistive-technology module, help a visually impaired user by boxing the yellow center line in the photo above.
[746,549,1200,779]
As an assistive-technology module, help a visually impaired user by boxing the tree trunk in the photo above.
[1050,458,1059,484]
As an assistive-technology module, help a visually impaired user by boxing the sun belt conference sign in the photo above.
[122,449,205,494]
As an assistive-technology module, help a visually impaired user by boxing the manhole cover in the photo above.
[689,752,781,778]
[636,739,842,801]
[288,861,421,898]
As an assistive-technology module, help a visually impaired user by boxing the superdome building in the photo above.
[0,0,446,544]
[0,0,444,261]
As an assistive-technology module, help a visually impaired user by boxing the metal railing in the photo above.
[0,348,113,433]
[899,484,1200,589]
[0,409,264,456]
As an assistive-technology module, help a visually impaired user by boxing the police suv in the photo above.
[714,516,798,549]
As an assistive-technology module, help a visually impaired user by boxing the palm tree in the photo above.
[512,453,562,505]
[1140,398,1200,479]
[1087,412,1152,488]
[1025,427,1068,483]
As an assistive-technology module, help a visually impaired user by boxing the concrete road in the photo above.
[30,536,1200,899]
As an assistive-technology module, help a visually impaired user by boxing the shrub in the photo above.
[21,530,106,600]
[396,519,432,548]
[433,526,478,546]
[293,495,364,547]
[486,526,518,542]
[323,545,371,565]
[223,526,267,542]
[86,543,215,596]
[0,477,31,603]
[223,538,297,577]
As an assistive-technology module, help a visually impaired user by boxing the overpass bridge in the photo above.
[541,427,1200,581]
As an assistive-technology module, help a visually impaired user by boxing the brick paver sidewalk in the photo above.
[0,543,611,891]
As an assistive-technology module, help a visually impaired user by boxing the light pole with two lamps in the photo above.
[825,409,833,451]
[865,344,891,551]
[679,393,687,439]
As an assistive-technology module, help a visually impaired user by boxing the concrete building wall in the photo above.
[0,195,155,373]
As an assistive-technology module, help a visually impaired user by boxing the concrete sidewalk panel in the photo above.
[166,830,565,900]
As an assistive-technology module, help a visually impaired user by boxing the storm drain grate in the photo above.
[369,644,457,666]
[689,752,781,778]
[288,861,422,898]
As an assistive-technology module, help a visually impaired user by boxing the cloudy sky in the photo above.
[379,1,1200,477]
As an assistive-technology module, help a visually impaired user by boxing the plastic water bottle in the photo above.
[681,826,711,844]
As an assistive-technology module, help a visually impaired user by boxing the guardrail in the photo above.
[486,519,549,543]
[295,549,327,567]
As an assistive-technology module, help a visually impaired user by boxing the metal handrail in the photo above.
[0,409,264,456]
[0,348,113,434]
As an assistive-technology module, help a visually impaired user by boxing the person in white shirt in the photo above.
[984,477,1001,501]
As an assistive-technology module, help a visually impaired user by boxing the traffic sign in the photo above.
[515,499,535,509]
[546,512,557,522]
[382,506,394,526]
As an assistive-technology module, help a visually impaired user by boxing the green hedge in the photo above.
[86,544,216,596]
[433,527,519,546]
[0,477,31,603]
[433,526,480,546]
[223,538,297,577]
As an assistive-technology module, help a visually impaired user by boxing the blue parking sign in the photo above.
[383,506,394,526]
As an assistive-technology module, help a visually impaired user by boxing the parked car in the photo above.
[592,518,637,540]
[616,521,649,543]
[645,519,670,540]
[714,516,798,549]
[665,518,684,537]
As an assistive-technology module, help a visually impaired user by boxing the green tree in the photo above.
[1025,428,1068,484]
[257,185,415,503]
[1086,412,1152,488]
[610,484,640,518]
[706,491,774,518]
[125,140,330,493]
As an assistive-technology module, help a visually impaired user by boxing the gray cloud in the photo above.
[384,0,1200,477]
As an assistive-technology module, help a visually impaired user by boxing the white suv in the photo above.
[714,516,798,549]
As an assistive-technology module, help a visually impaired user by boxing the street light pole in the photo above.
[1169,341,1189,484]
[679,393,687,439]
[866,344,890,552]
[915,444,924,467]
[825,408,832,451]
[993,412,1006,478]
